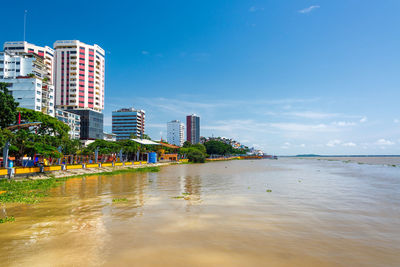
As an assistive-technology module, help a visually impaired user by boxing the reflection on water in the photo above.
[0,159,400,266]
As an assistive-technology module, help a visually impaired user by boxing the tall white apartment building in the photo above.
[3,41,55,83]
[0,51,47,79]
[53,40,105,112]
[167,120,185,147]
[0,41,55,117]
[1,77,44,112]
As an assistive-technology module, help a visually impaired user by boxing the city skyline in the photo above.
[1,1,400,154]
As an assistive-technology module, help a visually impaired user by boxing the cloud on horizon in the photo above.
[104,95,400,154]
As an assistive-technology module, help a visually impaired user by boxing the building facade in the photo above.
[186,114,200,144]
[68,109,103,140]
[112,108,145,141]
[2,77,43,112]
[53,40,105,113]
[55,109,81,139]
[1,41,55,117]
[167,120,184,147]
[3,41,54,83]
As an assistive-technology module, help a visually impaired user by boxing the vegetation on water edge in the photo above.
[0,166,160,204]
[112,198,128,203]
[172,192,192,199]
[0,216,15,223]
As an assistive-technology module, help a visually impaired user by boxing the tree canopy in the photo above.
[0,82,19,128]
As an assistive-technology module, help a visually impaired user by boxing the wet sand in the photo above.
[0,158,399,266]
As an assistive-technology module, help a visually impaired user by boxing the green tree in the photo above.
[186,148,206,163]
[84,139,121,155]
[18,108,69,138]
[0,128,13,148]
[62,139,82,155]
[0,82,19,128]
[183,141,192,148]
[204,140,230,155]
[118,139,139,159]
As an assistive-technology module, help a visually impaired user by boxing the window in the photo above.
[36,98,41,102]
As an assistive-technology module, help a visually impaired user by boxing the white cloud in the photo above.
[141,50,149,55]
[360,116,368,123]
[394,119,399,124]
[270,123,332,132]
[299,144,306,148]
[326,139,342,147]
[332,121,356,127]
[286,111,338,119]
[342,142,357,147]
[281,142,291,149]
[298,5,320,14]
[375,139,395,146]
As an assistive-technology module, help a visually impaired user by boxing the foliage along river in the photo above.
[0,158,399,266]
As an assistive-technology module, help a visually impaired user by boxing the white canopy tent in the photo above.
[130,139,160,145]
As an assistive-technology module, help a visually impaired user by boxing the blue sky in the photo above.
[2,0,400,155]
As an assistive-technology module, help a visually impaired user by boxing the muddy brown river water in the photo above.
[0,158,399,266]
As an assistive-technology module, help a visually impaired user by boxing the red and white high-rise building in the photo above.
[54,40,105,112]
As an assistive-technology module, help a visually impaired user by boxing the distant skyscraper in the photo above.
[112,107,145,140]
[167,120,184,146]
[186,114,200,144]
[53,40,105,112]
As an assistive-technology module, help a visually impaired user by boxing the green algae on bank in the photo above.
[0,216,15,224]
[112,198,129,203]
